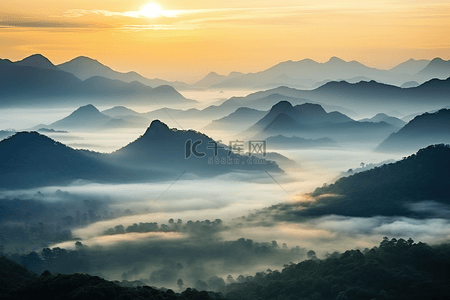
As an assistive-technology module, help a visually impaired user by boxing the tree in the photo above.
[177,278,183,290]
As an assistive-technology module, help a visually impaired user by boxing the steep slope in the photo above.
[415,57,450,81]
[203,107,267,131]
[15,54,60,71]
[57,56,189,89]
[305,144,450,217]
[389,58,430,75]
[244,101,396,142]
[49,104,114,130]
[377,109,450,153]
[0,56,195,107]
[112,120,282,176]
[359,113,406,128]
[0,132,139,189]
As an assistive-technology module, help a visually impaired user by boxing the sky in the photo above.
[1,0,450,82]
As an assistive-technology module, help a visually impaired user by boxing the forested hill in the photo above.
[225,238,450,300]
[0,258,222,300]
[301,144,450,217]
[2,238,450,299]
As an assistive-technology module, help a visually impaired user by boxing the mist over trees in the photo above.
[2,238,450,300]
[225,238,450,300]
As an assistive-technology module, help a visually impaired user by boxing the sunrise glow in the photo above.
[139,3,163,18]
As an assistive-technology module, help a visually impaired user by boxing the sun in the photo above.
[140,3,163,18]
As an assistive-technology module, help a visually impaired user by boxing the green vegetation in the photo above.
[225,238,450,300]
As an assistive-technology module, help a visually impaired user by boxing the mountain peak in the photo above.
[70,56,101,64]
[295,102,327,115]
[270,101,294,113]
[15,54,59,71]
[327,56,345,63]
[144,120,171,135]
[0,131,62,149]
[74,104,100,114]
[430,57,445,63]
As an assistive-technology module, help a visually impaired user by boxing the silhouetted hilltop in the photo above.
[48,104,134,130]
[416,57,450,80]
[57,56,189,89]
[243,101,306,136]
[303,144,450,217]
[225,238,450,300]
[112,120,282,176]
[226,78,450,115]
[0,132,123,188]
[242,101,393,142]
[210,56,409,89]
[192,71,230,88]
[204,107,267,131]
[377,109,450,153]
[0,256,37,296]
[102,106,142,118]
[0,264,221,300]
[389,58,430,75]
[359,113,406,128]
[0,55,194,107]
[15,54,60,71]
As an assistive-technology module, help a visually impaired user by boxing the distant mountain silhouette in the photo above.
[209,57,414,89]
[401,106,450,122]
[310,76,372,89]
[101,106,142,118]
[359,113,406,128]
[57,56,189,89]
[192,72,230,88]
[244,101,350,134]
[0,121,277,188]
[0,132,148,189]
[221,90,357,117]
[0,130,15,141]
[389,58,430,75]
[48,104,131,130]
[101,106,150,125]
[112,120,282,176]
[203,107,267,132]
[0,55,195,107]
[226,78,450,115]
[376,109,450,153]
[243,101,396,142]
[202,57,445,90]
[15,54,60,71]
[304,144,450,217]
[415,58,450,81]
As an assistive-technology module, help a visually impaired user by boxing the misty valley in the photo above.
[1,54,450,300]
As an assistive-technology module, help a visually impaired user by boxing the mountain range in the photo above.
[0,120,281,188]
[58,56,189,90]
[241,101,397,143]
[111,120,282,176]
[0,54,195,108]
[302,144,450,218]
[376,109,450,153]
[219,78,450,116]
[359,113,406,128]
[195,57,450,90]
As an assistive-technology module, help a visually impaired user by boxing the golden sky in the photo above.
[1,0,450,82]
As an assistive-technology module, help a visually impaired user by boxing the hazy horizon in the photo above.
[2,0,450,82]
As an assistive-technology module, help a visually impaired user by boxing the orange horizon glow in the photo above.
[1,0,450,83]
